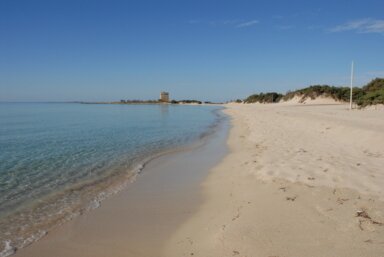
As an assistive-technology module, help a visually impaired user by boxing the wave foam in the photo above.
[0,241,16,257]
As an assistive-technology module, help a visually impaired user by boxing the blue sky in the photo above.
[1,0,384,102]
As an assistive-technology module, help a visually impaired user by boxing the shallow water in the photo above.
[0,103,223,256]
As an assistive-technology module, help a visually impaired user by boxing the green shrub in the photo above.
[362,78,384,92]
[244,92,283,103]
[245,78,384,107]
[357,89,384,107]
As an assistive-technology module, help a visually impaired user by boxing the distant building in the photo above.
[160,92,169,102]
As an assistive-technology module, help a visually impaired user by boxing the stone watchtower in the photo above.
[160,92,169,102]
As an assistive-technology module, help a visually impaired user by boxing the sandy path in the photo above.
[164,103,384,257]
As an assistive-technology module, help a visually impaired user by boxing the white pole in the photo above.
[349,61,354,110]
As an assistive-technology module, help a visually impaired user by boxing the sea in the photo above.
[0,102,224,256]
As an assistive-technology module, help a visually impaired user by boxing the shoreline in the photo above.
[164,103,384,257]
[0,104,225,257]
[8,103,384,257]
[12,109,230,257]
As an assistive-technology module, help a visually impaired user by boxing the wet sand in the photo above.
[13,118,229,257]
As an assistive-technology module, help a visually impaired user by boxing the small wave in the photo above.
[0,138,222,256]
[0,241,16,257]
[135,163,144,174]
[20,230,47,249]
[0,106,225,256]
[0,230,48,257]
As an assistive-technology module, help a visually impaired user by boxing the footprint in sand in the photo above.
[356,210,384,231]
[186,237,194,245]
[286,196,297,201]
[363,150,383,158]
[336,198,349,205]
[232,206,243,221]
[232,213,240,221]
[297,148,308,153]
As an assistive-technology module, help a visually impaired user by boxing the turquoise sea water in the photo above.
[0,103,223,256]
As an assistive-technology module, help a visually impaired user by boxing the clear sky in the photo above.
[1,0,384,102]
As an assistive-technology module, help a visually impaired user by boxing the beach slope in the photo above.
[164,103,384,257]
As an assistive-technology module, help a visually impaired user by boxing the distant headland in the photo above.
[78,91,222,105]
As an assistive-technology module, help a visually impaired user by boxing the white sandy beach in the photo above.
[12,102,384,257]
[164,103,384,257]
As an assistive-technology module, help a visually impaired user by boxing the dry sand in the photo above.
[164,103,384,257]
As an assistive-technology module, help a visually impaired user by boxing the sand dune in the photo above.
[280,95,344,105]
[164,103,384,257]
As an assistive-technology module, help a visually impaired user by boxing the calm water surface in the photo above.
[0,103,223,256]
